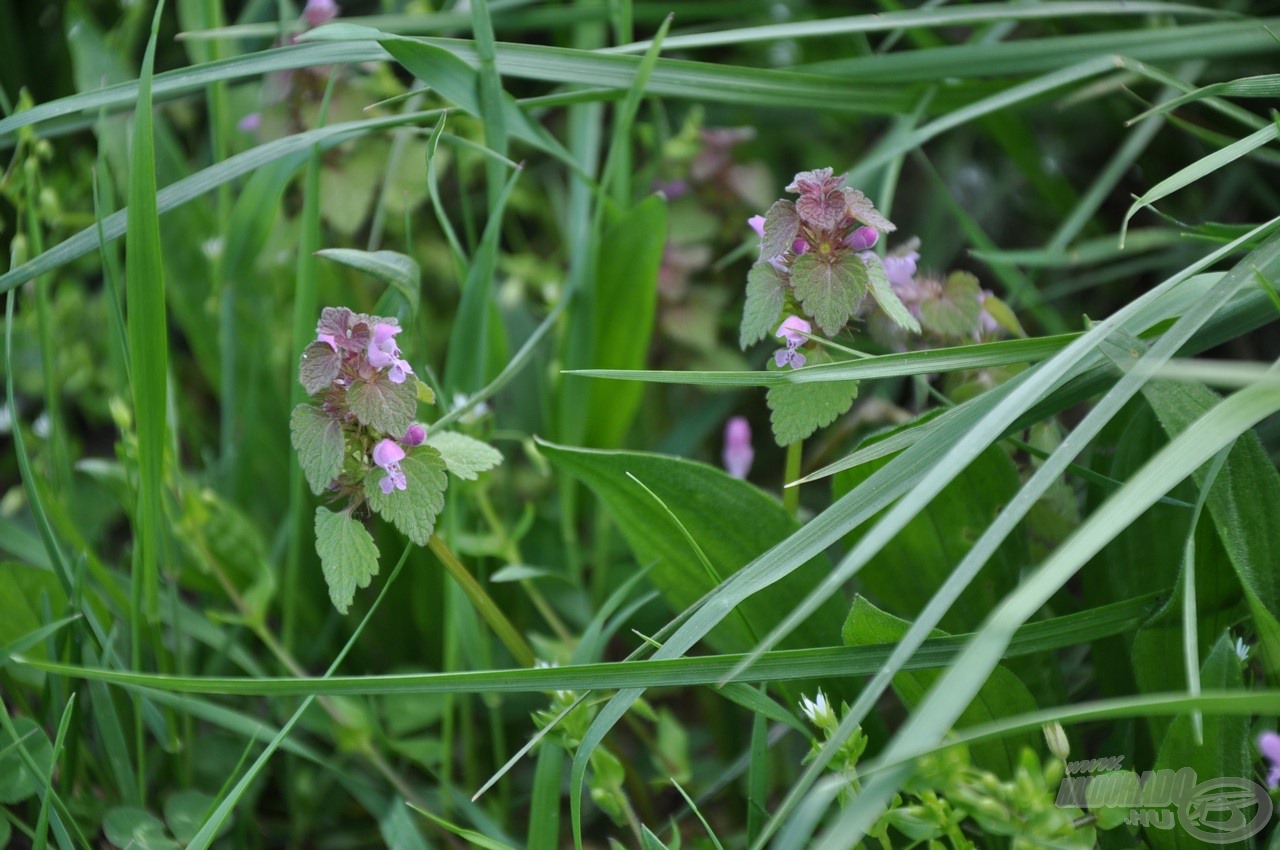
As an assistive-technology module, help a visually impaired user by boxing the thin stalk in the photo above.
[428,535,535,668]
[783,440,803,518]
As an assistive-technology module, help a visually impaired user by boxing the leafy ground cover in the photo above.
[2,1,1280,847]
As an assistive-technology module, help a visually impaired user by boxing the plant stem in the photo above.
[429,534,536,667]
[783,439,803,518]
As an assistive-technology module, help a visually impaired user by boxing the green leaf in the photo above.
[102,807,181,850]
[1145,635,1251,850]
[740,261,788,348]
[767,349,859,446]
[760,199,799,260]
[164,790,223,845]
[290,405,345,496]
[0,813,9,847]
[408,803,519,850]
[920,271,983,338]
[316,249,421,317]
[425,432,502,481]
[790,252,867,336]
[314,507,381,615]
[348,374,417,436]
[538,440,847,654]
[581,195,669,448]
[841,187,895,233]
[364,446,449,546]
[841,596,1038,776]
[833,440,1025,634]
[0,716,52,803]
[863,254,920,334]
[1142,378,1280,677]
[298,341,341,395]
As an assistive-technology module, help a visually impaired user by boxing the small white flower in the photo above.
[451,392,490,424]
[799,690,833,727]
[1235,636,1251,662]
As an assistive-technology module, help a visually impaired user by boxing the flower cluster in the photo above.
[739,167,920,368]
[292,306,427,500]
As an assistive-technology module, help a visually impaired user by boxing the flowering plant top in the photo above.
[290,306,501,613]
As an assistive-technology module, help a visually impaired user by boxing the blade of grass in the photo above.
[22,589,1159,695]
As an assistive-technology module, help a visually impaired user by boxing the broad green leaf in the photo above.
[425,432,502,481]
[833,442,1024,634]
[0,814,9,847]
[1147,636,1251,850]
[298,341,341,395]
[842,597,1037,776]
[790,252,867,336]
[1142,378,1280,677]
[760,199,799,260]
[0,716,53,803]
[740,262,788,348]
[364,446,449,546]
[347,374,417,436]
[316,249,421,316]
[538,440,847,654]
[289,405,345,496]
[164,790,224,845]
[767,349,859,446]
[582,195,668,448]
[314,507,381,615]
[920,271,983,338]
[863,254,920,334]
[103,808,180,850]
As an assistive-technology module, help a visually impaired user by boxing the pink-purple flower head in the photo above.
[1258,732,1280,789]
[367,322,415,384]
[845,226,879,251]
[775,315,811,369]
[303,0,339,27]
[373,439,407,495]
[402,424,426,446]
[722,416,754,479]
[748,215,766,240]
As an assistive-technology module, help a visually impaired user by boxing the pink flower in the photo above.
[304,0,339,27]
[884,251,920,291]
[238,113,262,132]
[1259,732,1280,789]
[748,215,766,239]
[367,323,415,384]
[844,226,878,251]
[722,417,754,479]
[316,333,337,351]
[402,424,426,446]
[373,439,407,495]
[774,315,811,369]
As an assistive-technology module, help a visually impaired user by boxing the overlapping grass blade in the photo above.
[19,589,1155,695]
[811,375,1280,850]
[605,2,1229,54]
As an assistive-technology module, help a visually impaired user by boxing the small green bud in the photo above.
[1043,722,1070,760]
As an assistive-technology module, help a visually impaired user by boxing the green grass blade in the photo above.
[23,590,1155,696]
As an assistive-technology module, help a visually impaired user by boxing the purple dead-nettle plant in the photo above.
[291,306,502,614]
[739,167,920,356]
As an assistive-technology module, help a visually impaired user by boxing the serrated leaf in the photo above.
[790,251,867,336]
[920,271,983,338]
[365,446,449,546]
[863,254,921,334]
[842,187,895,233]
[348,374,417,436]
[766,350,859,446]
[298,341,341,394]
[740,261,788,348]
[103,807,181,850]
[416,382,436,405]
[314,507,381,615]
[425,431,503,481]
[760,199,799,259]
[290,404,345,495]
[981,293,1024,337]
